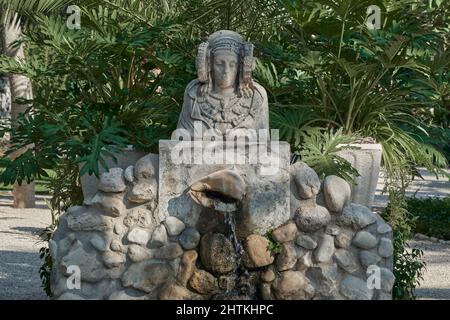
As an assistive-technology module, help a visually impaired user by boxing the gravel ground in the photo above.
[374,167,450,208]
[408,239,450,300]
[0,194,51,300]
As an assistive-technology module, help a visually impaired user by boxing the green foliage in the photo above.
[0,1,196,185]
[382,175,426,300]
[45,159,84,217]
[392,230,426,300]
[184,0,284,41]
[38,246,53,298]
[38,160,83,297]
[406,196,450,240]
[294,128,360,183]
[257,0,450,181]
[265,230,282,254]
[76,116,129,177]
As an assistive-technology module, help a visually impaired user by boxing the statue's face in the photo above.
[212,51,239,90]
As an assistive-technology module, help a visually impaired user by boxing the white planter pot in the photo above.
[79,148,147,200]
[335,143,382,209]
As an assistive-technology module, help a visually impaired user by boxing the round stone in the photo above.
[90,235,106,252]
[359,250,381,268]
[326,226,340,236]
[103,252,126,268]
[296,252,313,271]
[61,241,106,282]
[189,269,219,295]
[114,223,124,235]
[261,269,276,282]
[291,162,321,199]
[155,243,184,260]
[243,234,274,268]
[91,193,126,217]
[307,264,338,297]
[260,283,273,300]
[128,245,151,262]
[127,227,150,245]
[127,182,156,204]
[334,249,360,273]
[295,205,331,232]
[110,239,125,252]
[272,222,298,243]
[377,223,392,234]
[272,270,308,300]
[340,275,373,300]
[151,224,168,247]
[314,234,335,263]
[178,250,198,286]
[295,234,317,250]
[199,233,236,275]
[352,231,378,249]
[338,203,377,229]
[134,154,157,180]
[378,238,393,258]
[98,167,126,193]
[179,227,201,250]
[159,284,200,300]
[121,261,172,293]
[124,165,134,183]
[335,232,351,248]
[380,267,395,292]
[164,216,186,236]
[323,175,351,212]
[276,243,297,271]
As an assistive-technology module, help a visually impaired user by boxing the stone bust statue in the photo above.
[177,30,269,138]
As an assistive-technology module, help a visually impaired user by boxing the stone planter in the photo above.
[335,143,382,209]
[79,148,148,200]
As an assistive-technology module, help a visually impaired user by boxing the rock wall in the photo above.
[50,153,394,300]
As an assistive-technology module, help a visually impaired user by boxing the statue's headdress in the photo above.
[196,30,255,97]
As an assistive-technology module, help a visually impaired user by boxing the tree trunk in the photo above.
[2,12,35,208]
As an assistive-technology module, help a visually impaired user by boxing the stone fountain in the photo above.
[49,30,394,300]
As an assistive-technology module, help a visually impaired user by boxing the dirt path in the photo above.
[408,239,450,300]
[0,194,51,300]
[374,167,450,207]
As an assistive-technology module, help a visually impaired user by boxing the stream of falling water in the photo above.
[223,211,254,299]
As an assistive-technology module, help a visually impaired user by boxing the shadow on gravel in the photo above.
[0,250,47,300]
[11,226,43,236]
[414,288,450,300]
